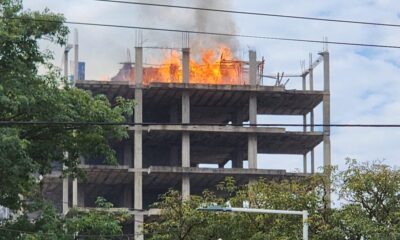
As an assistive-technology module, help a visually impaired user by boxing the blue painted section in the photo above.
[78,62,85,80]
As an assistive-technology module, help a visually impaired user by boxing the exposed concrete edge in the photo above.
[127,125,324,136]
[79,164,130,170]
[76,80,325,95]
[74,207,161,216]
[129,125,285,133]
[128,166,309,177]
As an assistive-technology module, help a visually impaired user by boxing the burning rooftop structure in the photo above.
[111,46,264,85]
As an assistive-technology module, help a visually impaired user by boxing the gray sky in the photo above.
[24,0,400,173]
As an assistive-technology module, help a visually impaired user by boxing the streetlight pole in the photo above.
[198,206,309,240]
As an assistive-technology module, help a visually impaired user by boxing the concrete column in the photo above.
[248,135,257,169]
[73,29,78,86]
[232,150,244,168]
[182,48,190,84]
[309,54,315,174]
[302,75,308,174]
[322,51,331,167]
[248,50,258,170]
[123,185,133,208]
[124,139,132,167]
[72,178,77,207]
[321,51,331,208]
[249,50,257,86]
[62,177,69,214]
[134,47,144,240]
[169,104,179,123]
[78,184,85,207]
[181,48,190,200]
[169,146,179,166]
[248,94,257,169]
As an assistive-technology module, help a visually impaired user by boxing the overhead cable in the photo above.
[2,16,400,49]
[1,121,400,128]
[94,0,400,28]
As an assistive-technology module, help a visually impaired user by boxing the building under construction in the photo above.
[43,44,331,239]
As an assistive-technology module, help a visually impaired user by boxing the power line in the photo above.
[3,16,400,49]
[1,121,400,128]
[94,0,400,28]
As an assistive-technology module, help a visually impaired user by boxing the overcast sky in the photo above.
[24,0,400,173]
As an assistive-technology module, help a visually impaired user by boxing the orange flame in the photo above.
[143,47,247,85]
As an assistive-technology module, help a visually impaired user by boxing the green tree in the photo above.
[146,176,331,240]
[0,0,133,210]
[146,161,400,239]
[335,159,400,239]
[0,197,129,240]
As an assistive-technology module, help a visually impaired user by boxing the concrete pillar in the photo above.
[232,150,244,168]
[182,48,190,84]
[181,48,191,200]
[62,177,69,214]
[73,29,78,86]
[169,104,179,123]
[72,178,77,207]
[309,53,315,174]
[78,184,85,207]
[169,146,179,166]
[302,75,308,174]
[322,51,331,167]
[249,50,257,86]
[248,51,258,170]
[232,111,244,169]
[134,47,144,240]
[321,51,331,208]
[124,139,132,167]
[123,185,133,208]
[248,135,257,169]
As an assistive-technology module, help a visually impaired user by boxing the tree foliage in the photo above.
[0,197,129,240]
[0,0,133,210]
[147,160,400,240]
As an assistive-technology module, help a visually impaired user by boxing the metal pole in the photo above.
[303,210,308,240]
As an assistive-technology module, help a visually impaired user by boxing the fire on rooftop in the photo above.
[111,46,264,85]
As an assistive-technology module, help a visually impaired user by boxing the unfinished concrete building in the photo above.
[43,44,331,239]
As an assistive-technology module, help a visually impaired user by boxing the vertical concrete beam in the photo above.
[232,111,244,169]
[123,185,132,209]
[232,150,244,168]
[249,50,257,86]
[62,177,68,214]
[309,54,315,174]
[78,184,85,207]
[248,51,258,170]
[248,94,257,169]
[169,104,178,123]
[322,51,331,168]
[73,29,78,86]
[169,105,179,166]
[72,178,77,207]
[134,47,144,240]
[321,51,331,208]
[124,139,132,167]
[302,75,308,174]
[248,135,258,169]
[181,48,190,200]
[182,48,190,84]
